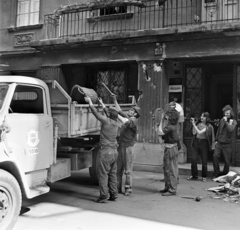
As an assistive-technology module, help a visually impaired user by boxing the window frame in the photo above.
[16,0,40,27]
[9,84,47,115]
[0,84,10,111]
[8,0,43,31]
[94,67,128,104]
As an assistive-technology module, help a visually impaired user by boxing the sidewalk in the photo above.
[134,162,240,178]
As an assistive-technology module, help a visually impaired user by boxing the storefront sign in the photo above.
[169,85,182,92]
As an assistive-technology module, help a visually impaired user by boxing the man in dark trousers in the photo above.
[112,96,140,196]
[156,109,180,196]
[85,96,124,203]
[213,105,237,178]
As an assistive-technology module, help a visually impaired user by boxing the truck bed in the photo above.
[46,80,134,138]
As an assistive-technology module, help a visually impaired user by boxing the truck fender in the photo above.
[0,143,32,199]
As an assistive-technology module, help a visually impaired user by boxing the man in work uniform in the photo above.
[112,96,140,196]
[85,96,123,203]
[156,109,180,196]
[213,105,237,178]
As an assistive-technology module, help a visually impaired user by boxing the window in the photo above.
[204,0,216,3]
[95,69,126,104]
[17,0,40,27]
[100,6,127,16]
[205,0,214,2]
[0,85,9,110]
[184,66,203,139]
[10,85,44,114]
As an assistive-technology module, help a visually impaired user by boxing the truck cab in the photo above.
[0,76,56,230]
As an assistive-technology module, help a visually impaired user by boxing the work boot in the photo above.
[124,186,132,196]
[95,197,108,203]
[159,188,168,193]
[108,195,118,201]
[162,191,176,196]
[124,190,131,196]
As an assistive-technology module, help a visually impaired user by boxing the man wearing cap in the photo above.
[85,96,126,203]
[112,96,140,196]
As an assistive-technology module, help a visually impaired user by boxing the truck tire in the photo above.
[89,146,99,185]
[0,169,22,230]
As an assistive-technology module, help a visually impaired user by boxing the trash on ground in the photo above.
[181,195,203,202]
[208,171,240,204]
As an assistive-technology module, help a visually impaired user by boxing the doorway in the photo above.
[204,63,233,161]
[184,62,234,163]
[204,63,233,122]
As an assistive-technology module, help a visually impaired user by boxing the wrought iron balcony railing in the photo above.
[44,0,240,40]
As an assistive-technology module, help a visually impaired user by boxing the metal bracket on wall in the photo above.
[155,42,166,58]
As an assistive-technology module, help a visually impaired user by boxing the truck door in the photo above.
[6,84,53,172]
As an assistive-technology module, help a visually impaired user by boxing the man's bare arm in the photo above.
[112,95,121,112]
[85,96,107,123]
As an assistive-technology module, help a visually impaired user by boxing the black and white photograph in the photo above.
[0,0,240,230]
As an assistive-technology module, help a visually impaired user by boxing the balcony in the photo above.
[44,0,240,40]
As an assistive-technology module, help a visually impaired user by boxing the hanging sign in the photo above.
[169,85,182,92]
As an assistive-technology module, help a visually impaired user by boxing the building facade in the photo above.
[1,0,240,168]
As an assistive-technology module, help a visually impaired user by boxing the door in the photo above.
[6,84,53,173]
[183,65,203,162]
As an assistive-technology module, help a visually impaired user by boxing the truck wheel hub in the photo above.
[0,190,10,222]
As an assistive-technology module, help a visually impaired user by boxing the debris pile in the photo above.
[208,171,240,204]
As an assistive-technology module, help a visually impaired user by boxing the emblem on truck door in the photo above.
[27,129,40,147]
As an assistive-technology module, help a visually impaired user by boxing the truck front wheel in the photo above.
[0,169,22,230]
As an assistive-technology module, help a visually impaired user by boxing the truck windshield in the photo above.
[0,84,9,110]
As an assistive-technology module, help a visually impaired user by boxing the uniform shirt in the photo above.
[163,124,180,144]
[118,110,138,146]
[90,105,118,147]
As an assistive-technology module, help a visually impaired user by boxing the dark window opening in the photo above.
[204,0,216,3]
[10,85,44,114]
[100,6,127,16]
[96,69,126,104]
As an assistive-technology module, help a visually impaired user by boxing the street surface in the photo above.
[14,169,240,230]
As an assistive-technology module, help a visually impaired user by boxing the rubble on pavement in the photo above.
[207,171,240,204]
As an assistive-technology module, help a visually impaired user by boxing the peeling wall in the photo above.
[137,60,167,144]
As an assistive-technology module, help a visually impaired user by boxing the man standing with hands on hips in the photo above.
[213,105,237,179]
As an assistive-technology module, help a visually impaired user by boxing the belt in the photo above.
[218,142,231,145]
[164,143,177,148]
[99,144,118,149]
